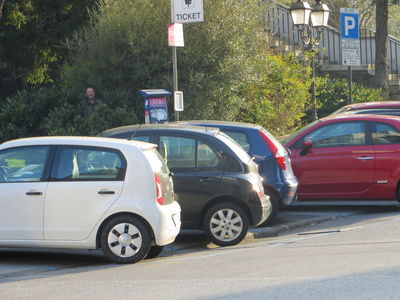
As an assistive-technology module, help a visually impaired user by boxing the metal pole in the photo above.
[172,46,179,121]
[348,66,353,103]
[171,0,179,121]
[311,54,318,120]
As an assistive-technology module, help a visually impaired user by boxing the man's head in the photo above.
[86,87,95,102]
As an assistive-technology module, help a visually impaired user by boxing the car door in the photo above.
[44,145,126,240]
[370,121,400,199]
[157,134,223,228]
[290,121,375,199]
[0,146,52,240]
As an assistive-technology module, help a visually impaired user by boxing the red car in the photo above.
[332,101,400,115]
[282,114,400,201]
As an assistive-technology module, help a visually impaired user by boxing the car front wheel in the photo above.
[203,202,249,247]
[100,216,151,264]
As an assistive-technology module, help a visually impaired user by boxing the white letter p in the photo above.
[344,16,355,36]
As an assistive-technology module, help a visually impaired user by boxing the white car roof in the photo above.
[0,136,157,151]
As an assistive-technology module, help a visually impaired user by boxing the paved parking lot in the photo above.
[1,201,399,283]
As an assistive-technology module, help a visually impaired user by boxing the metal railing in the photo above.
[265,3,400,80]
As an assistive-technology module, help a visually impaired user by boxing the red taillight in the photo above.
[259,130,287,171]
[154,173,165,205]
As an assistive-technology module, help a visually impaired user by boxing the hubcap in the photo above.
[108,223,142,258]
[210,209,243,242]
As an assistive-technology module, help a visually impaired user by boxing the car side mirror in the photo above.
[300,140,313,156]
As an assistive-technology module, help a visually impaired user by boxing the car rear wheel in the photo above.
[145,246,164,259]
[203,202,249,247]
[100,216,151,264]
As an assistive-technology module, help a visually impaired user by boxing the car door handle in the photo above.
[98,190,115,195]
[26,191,43,196]
[200,177,216,183]
[356,157,374,160]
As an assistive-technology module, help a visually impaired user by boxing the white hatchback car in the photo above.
[0,137,181,264]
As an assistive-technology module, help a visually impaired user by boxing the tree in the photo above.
[0,0,5,20]
[0,0,98,99]
[374,0,389,96]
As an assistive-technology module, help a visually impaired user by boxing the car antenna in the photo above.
[130,124,142,140]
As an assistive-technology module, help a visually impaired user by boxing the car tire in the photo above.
[100,216,151,264]
[145,246,164,259]
[259,191,279,226]
[203,202,249,247]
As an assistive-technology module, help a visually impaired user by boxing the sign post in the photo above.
[170,0,204,121]
[340,8,360,104]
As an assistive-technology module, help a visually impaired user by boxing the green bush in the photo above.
[43,102,139,136]
[315,76,385,119]
[238,54,312,136]
[0,86,64,143]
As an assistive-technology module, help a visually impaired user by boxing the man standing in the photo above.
[81,87,105,118]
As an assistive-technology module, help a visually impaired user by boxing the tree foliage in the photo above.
[0,0,98,99]
[315,76,385,119]
[60,0,272,122]
[239,54,311,135]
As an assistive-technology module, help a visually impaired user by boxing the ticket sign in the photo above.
[340,8,360,66]
[172,0,204,23]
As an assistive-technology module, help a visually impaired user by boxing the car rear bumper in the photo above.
[250,194,271,227]
[269,177,298,207]
[154,201,181,246]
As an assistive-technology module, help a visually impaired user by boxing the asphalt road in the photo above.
[1,203,400,299]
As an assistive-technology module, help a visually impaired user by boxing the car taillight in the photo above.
[259,130,287,171]
[154,173,165,205]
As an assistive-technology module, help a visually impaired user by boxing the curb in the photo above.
[246,214,344,240]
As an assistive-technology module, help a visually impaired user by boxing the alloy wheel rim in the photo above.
[107,223,142,258]
[210,209,243,242]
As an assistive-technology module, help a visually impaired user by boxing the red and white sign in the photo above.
[168,23,184,47]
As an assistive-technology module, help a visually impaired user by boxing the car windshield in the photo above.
[216,132,251,163]
[280,119,321,144]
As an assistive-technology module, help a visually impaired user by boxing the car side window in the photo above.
[0,146,50,183]
[159,136,220,170]
[160,136,196,168]
[52,146,125,181]
[372,123,400,145]
[197,141,219,167]
[303,122,366,148]
[222,130,251,152]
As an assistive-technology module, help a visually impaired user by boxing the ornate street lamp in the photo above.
[290,0,330,120]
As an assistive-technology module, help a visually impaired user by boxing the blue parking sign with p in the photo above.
[340,10,359,40]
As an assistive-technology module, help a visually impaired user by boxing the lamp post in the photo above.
[290,0,330,120]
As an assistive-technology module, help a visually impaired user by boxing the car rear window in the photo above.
[143,148,174,205]
[143,148,170,176]
[216,132,251,163]
[222,130,251,152]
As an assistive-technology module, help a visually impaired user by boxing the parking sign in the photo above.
[340,8,360,66]
[340,9,359,40]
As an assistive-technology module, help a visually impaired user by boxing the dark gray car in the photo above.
[102,124,271,246]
